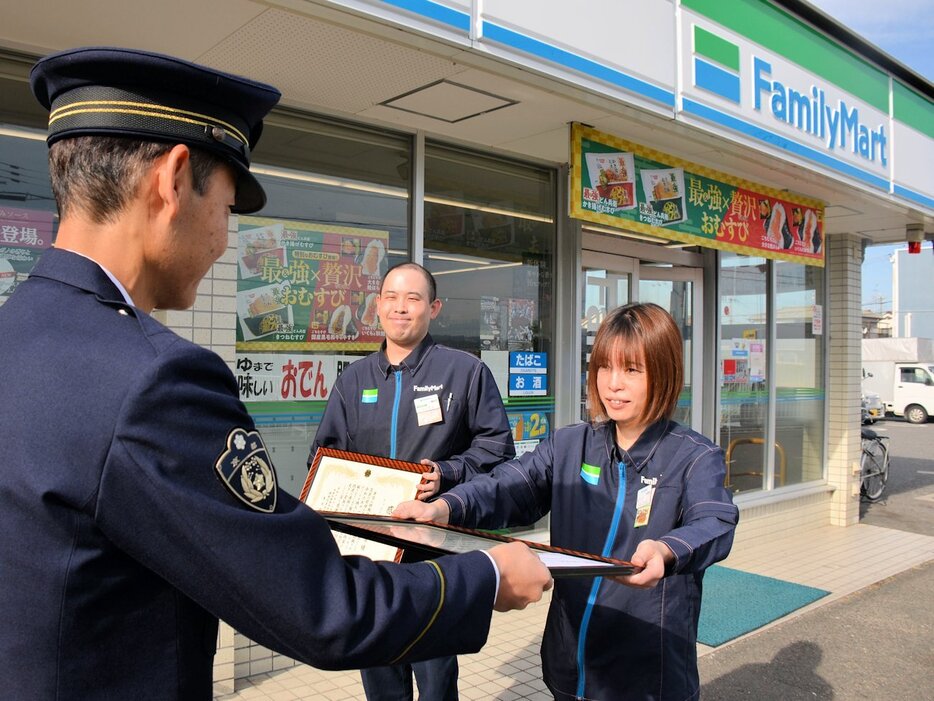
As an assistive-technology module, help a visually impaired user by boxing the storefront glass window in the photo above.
[775,261,825,485]
[719,253,769,494]
[254,116,411,263]
[719,253,826,494]
[241,118,412,496]
[423,143,555,456]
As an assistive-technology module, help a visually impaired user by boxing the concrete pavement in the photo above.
[699,559,934,700]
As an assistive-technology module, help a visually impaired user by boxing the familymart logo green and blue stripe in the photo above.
[687,14,891,177]
[580,462,601,486]
[693,25,740,104]
[361,388,378,404]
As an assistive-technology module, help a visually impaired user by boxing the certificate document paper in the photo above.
[301,447,430,562]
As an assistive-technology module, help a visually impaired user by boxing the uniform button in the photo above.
[118,309,129,316]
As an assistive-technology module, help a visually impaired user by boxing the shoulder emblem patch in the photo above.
[214,428,278,513]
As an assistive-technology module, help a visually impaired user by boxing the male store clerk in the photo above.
[310,262,516,701]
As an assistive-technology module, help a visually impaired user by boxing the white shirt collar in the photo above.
[60,248,135,307]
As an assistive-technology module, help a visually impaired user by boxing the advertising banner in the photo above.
[0,206,55,304]
[235,353,361,402]
[571,124,825,266]
[236,217,389,351]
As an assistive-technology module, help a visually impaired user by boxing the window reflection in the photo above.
[0,130,58,308]
[246,119,412,497]
[720,253,768,494]
[775,261,825,485]
[640,278,694,427]
[720,253,826,494]
[423,143,555,459]
[580,269,630,421]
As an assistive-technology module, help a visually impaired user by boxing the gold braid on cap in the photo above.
[49,98,248,145]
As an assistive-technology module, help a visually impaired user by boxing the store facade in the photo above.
[1,0,931,687]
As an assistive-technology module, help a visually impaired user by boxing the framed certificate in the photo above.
[321,512,644,577]
[301,447,432,562]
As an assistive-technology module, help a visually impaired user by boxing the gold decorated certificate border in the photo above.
[301,448,431,562]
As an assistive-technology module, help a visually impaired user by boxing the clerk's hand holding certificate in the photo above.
[393,497,451,524]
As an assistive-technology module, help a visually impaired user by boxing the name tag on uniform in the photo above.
[634,478,657,528]
[414,394,443,426]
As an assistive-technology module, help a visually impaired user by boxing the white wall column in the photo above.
[826,233,863,526]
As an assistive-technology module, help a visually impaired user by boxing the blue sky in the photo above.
[808,0,933,311]
[809,0,933,79]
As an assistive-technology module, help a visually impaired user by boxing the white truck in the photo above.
[862,337,934,424]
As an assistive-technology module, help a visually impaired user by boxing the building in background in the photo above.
[1,0,931,689]
[861,309,892,338]
[892,248,934,338]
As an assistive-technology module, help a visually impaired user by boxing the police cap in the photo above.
[30,46,281,213]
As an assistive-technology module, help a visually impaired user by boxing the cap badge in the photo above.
[214,428,278,513]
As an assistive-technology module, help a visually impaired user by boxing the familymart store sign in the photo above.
[679,0,891,192]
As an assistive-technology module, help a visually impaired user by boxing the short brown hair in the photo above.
[379,262,438,302]
[586,302,683,425]
[49,136,224,223]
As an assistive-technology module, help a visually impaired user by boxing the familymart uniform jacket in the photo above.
[310,333,515,485]
[0,249,498,700]
[440,419,739,701]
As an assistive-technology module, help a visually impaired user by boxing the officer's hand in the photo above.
[488,542,553,612]
[416,460,441,501]
[608,539,671,589]
[392,498,450,524]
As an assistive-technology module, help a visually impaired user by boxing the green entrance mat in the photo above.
[697,566,829,647]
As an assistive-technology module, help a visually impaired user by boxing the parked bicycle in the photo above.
[860,427,890,501]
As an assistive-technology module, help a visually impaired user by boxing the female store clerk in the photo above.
[395,302,739,700]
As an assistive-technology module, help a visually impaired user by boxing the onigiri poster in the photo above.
[571,124,824,266]
[236,216,388,351]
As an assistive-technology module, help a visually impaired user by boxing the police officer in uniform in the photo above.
[0,47,551,701]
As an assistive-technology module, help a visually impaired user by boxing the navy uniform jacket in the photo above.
[310,334,514,489]
[440,419,739,701]
[0,249,497,701]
